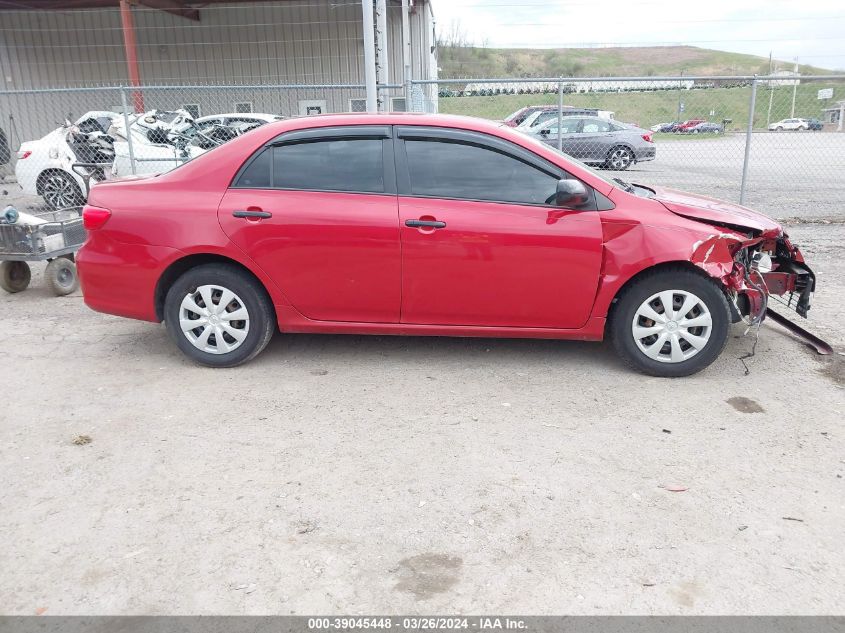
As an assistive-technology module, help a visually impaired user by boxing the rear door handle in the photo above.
[233,210,272,219]
[405,219,446,229]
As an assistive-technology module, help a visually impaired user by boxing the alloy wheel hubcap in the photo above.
[631,289,712,363]
[43,175,78,208]
[179,284,250,354]
[610,149,631,169]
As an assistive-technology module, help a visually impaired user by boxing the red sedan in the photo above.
[77,114,815,376]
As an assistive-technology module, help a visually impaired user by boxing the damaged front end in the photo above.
[691,229,815,325]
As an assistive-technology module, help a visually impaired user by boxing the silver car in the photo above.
[528,116,656,170]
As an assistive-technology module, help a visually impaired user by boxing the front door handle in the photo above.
[233,209,272,219]
[405,219,446,229]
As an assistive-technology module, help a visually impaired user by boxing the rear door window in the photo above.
[234,138,385,193]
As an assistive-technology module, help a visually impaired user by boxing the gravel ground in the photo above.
[0,218,843,615]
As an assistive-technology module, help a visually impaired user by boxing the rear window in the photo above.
[234,138,384,193]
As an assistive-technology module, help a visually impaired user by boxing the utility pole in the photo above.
[361,0,378,113]
[790,58,798,118]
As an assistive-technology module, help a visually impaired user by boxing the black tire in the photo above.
[38,170,84,210]
[0,261,31,293]
[45,256,79,296]
[605,145,634,171]
[163,263,275,368]
[609,267,731,377]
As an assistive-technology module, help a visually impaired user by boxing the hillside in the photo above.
[437,45,833,79]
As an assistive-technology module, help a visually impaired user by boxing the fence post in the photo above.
[401,0,411,109]
[119,86,137,176]
[739,77,758,206]
[557,80,563,151]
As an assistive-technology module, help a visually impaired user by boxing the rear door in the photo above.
[218,125,401,323]
[574,118,614,163]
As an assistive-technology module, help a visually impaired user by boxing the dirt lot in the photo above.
[0,217,843,615]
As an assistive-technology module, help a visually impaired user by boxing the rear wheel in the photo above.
[605,146,634,170]
[163,264,275,367]
[610,268,730,377]
[0,261,31,293]
[39,171,84,209]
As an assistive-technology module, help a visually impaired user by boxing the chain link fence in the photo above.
[0,82,405,209]
[413,75,845,220]
[2,76,844,220]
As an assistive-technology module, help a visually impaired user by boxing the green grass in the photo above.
[439,82,845,131]
[438,45,834,80]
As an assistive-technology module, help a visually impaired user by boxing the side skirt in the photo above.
[274,305,607,341]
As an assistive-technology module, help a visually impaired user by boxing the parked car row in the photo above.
[649,120,724,134]
[14,110,282,208]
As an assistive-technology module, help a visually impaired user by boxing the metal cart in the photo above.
[0,163,102,296]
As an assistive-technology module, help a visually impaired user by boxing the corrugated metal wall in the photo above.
[0,1,437,142]
[0,0,434,87]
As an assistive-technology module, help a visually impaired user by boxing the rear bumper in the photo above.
[77,233,179,322]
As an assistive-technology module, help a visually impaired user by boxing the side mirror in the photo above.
[556,179,590,208]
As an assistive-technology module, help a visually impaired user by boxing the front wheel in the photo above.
[610,268,731,377]
[163,264,276,367]
[606,146,634,171]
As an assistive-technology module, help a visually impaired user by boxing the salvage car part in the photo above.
[765,309,833,355]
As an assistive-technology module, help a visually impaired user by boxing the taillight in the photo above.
[17,150,32,160]
[82,205,111,230]
[642,134,653,143]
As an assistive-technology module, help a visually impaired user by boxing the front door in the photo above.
[218,127,401,323]
[395,127,603,329]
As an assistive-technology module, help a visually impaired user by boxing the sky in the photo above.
[432,0,845,71]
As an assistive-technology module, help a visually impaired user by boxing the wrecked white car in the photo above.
[15,111,124,208]
[111,110,279,177]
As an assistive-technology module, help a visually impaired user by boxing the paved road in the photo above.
[610,132,845,220]
[0,224,843,615]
